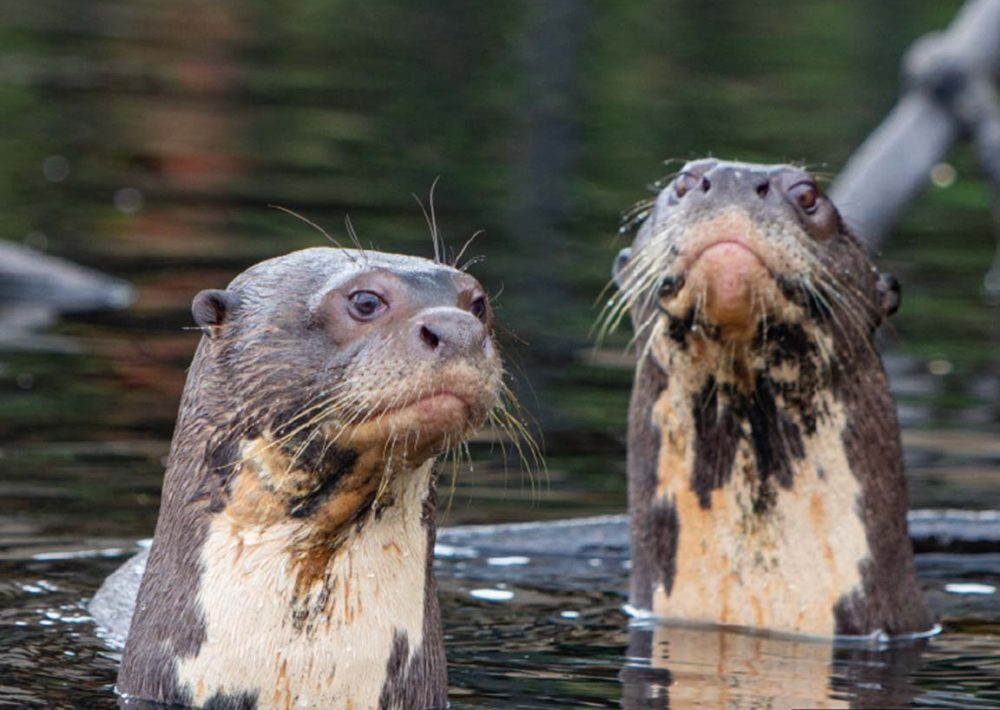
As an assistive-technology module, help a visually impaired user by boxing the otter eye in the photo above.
[674,172,699,198]
[470,296,488,322]
[789,181,820,214]
[348,291,386,321]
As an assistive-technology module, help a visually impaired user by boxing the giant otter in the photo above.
[118,247,502,709]
[607,159,932,637]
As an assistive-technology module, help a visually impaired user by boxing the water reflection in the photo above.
[106,0,247,250]
[621,622,927,709]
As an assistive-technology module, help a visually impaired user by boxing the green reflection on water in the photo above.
[0,0,995,523]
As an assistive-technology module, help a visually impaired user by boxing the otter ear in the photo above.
[192,289,239,337]
[876,272,901,321]
[612,247,633,289]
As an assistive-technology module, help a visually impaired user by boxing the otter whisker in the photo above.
[441,434,474,515]
[485,383,545,495]
[413,177,444,264]
[452,229,485,270]
[485,410,511,482]
[803,264,881,361]
[637,317,664,366]
[371,433,400,511]
[284,424,322,477]
[442,433,457,513]
[596,245,666,344]
[459,255,487,273]
[627,307,662,353]
[802,248,878,316]
[225,389,354,470]
[343,215,369,264]
[268,205,358,264]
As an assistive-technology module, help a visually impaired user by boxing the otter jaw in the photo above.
[682,242,771,340]
[333,351,502,465]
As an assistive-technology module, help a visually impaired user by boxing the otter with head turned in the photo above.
[118,247,502,709]
[607,159,932,638]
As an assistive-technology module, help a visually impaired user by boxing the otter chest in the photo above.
[174,465,433,710]
[650,382,870,636]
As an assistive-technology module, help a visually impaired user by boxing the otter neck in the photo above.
[650,319,839,506]
[174,446,443,710]
[630,321,880,637]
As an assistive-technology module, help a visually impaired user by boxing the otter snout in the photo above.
[687,240,768,330]
[669,162,775,209]
[412,307,491,360]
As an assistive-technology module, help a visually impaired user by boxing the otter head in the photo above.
[187,247,502,530]
[611,158,898,369]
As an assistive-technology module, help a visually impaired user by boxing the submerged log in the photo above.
[0,241,132,348]
[85,508,1000,646]
[0,241,132,314]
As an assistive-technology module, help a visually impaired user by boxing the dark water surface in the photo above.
[1,0,999,707]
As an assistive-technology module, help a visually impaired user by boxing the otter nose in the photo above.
[685,165,774,204]
[413,308,488,358]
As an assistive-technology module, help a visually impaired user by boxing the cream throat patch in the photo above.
[174,460,435,709]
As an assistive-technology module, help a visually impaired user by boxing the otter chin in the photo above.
[684,240,769,333]
[117,247,503,710]
[609,159,931,638]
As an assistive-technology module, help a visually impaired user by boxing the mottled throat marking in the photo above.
[647,316,870,636]
[176,441,437,709]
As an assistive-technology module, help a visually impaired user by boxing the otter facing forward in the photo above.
[609,159,931,637]
[118,248,502,709]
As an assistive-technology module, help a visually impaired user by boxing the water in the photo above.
[1,0,999,707]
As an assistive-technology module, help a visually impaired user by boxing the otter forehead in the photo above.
[310,252,472,309]
[682,158,807,177]
[225,247,478,313]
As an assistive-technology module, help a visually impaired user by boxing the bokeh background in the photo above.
[1,1,999,707]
